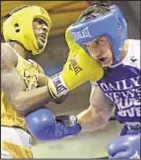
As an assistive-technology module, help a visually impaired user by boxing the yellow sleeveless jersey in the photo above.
[1,50,40,130]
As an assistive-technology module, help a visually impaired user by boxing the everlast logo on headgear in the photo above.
[69,55,83,75]
[71,27,92,41]
[52,74,67,95]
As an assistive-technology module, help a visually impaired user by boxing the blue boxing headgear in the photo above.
[68,5,127,64]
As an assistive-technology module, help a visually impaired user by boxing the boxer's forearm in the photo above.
[77,106,108,132]
[13,86,51,115]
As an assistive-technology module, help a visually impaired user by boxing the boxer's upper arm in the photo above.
[89,84,114,121]
[1,43,25,108]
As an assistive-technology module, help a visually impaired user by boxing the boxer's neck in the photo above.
[8,41,31,59]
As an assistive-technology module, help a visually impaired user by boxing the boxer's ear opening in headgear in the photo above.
[69,2,127,64]
[2,5,52,55]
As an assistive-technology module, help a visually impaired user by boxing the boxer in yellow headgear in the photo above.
[1,5,52,158]
[3,5,51,54]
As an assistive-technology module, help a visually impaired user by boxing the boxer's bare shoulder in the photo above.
[1,43,18,71]
[1,43,25,107]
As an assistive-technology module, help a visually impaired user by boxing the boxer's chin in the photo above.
[98,57,113,67]
[37,38,46,49]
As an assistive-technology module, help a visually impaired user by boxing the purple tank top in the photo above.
[97,64,140,124]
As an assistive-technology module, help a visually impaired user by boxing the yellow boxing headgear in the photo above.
[3,6,52,55]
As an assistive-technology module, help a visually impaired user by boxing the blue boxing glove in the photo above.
[108,134,141,159]
[25,108,81,140]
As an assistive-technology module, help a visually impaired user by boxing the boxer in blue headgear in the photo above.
[25,2,140,159]
[68,3,127,65]
[67,2,140,158]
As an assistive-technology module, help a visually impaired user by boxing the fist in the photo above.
[108,134,141,159]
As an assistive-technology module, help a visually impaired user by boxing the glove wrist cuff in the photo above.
[48,73,68,98]
[69,115,82,132]
[75,116,82,131]
[48,86,68,104]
